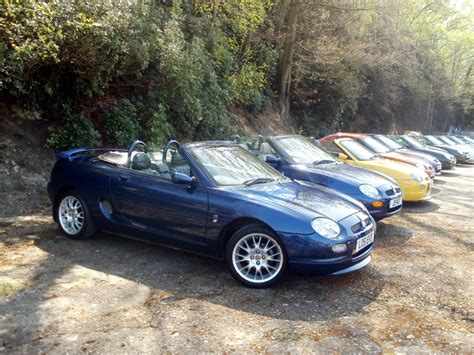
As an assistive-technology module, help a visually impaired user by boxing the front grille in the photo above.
[352,244,372,258]
[351,215,372,234]
[386,187,402,196]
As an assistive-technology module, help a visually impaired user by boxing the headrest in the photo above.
[171,151,185,165]
[132,152,151,170]
[260,142,273,155]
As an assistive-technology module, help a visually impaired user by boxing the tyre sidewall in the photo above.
[56,191,95,239]
[225,224,287,288]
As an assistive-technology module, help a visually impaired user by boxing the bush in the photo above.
[228,62,269,112]
[1,2,274,146]
[145,104,174,146]
[0,2,160,112]
[46,113,101,150]
[105,99,139,147]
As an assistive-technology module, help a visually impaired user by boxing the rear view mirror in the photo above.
[265,155,281,168]
[172,172,195,185]
[338,153,349,161]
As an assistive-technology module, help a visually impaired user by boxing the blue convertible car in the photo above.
[48,140,376,288]
[243,135,403,221]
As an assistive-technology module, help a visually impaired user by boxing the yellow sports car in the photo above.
[321,137,432,201]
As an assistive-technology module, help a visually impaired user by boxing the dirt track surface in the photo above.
[1,166,473,353]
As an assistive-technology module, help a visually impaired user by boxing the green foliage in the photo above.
[145,104,174,146]
[228,62,268,112]
[105,99,139,147]
[46,111,101,150]
[1,0,472,146]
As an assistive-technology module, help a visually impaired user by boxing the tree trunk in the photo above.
[278,0,299,119]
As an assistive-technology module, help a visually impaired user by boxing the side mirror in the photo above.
[172,172,195,185]
[265,155,281,168]
[338,153,349,161]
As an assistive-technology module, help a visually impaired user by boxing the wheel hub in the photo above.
[58,196,84,236]
[249,249,266,267]
[232,233,283,284]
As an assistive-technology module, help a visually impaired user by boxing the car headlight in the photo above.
[410,173,422,182]
[311,218,341,240]
[359,184,380,199]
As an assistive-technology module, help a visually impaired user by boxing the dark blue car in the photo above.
[246,135,403,221]
[48,140,376,288]
[389,135,456,170]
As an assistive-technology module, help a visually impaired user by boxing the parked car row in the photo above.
[47,132,472,288]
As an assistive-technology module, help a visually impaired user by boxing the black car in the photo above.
[389,135,457,169]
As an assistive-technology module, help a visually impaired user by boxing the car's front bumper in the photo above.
[441,160,456,169]
[357,185,403,221]
[400,178,432,201]
[280,213,375,275]
[288,244,373,275]
[369,204,402,221]
[455,154,470,163]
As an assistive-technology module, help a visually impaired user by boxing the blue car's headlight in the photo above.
[410,173,422,182]
[359,184,380,199]
[311,218,341,240]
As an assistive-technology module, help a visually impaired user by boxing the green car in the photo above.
[417,135,472,164]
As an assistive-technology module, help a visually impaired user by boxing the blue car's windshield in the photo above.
[438,136,456,146]
[402,135,423,148]
[447,136,464,145]
[425,136,444,145]
[375,135,403,150]
[339,140,376,161]
[273,136,336,165]
[462,136,474,144]
[190,145,284,186]
[358,136,391,153]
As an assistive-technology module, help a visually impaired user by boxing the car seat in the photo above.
[258,142,274,160]
[170,152,191,176]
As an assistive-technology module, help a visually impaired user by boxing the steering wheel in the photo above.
[162,140,180,164]
[127,140,147,168]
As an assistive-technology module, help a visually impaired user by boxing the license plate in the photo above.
[355,231,374,253]
[389,196,402,208]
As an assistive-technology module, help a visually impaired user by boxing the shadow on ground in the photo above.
[373,222,413,248]
[0,216,386,351]
[28,230,385,323]
[402,200,440,214]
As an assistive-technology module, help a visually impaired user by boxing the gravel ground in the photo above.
[0,165,473,353]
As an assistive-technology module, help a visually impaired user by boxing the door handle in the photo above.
[118,175,130,182]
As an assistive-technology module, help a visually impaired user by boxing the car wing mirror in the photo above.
[338,153,349,160]
[172,172,196,185]
[265,155,281,168]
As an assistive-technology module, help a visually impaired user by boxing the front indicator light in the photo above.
[332,244,348,253]
[419,184,426,190]
[372,201,384,208]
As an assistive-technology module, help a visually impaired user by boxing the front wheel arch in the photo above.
[52,186,76,222]
[218,217,277,258]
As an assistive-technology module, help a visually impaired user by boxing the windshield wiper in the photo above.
[313,159,335,165]
[243,177,275,186]
[370,154,381,160]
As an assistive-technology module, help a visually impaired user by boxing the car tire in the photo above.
[225,224,287,288]
[56,191,96,239]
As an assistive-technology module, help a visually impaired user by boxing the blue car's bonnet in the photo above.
[229,180,362,222]
[290,162,393,188]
